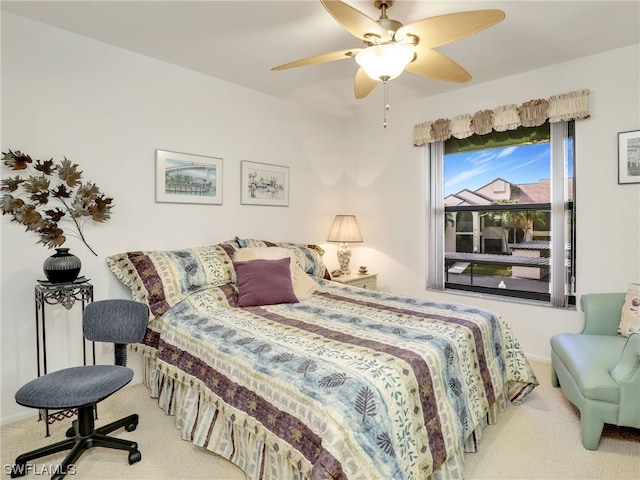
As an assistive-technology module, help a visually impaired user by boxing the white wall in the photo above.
[345,44,640,362]
[0,13,351,424]
[2,12,639,425]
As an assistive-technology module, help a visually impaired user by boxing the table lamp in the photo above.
[327,215,363,275]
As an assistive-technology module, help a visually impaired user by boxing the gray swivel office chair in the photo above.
[11,299,148,480]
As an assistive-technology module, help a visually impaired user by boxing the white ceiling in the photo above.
[3,1,639,114]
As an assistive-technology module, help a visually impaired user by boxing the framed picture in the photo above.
[155,150,223,204]
[241,160,289,206]
[618,130,640,184]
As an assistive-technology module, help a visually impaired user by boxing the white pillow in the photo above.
[618,283,640,337]
[233,247,317,300]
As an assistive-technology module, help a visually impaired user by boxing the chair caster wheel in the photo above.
[66,420,78,437]
[128,449,142,465]
[125,422,138,432]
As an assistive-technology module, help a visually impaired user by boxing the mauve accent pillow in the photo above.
[233,247,317,300]
[233,258,299,307]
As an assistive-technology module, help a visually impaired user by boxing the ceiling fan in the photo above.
[272,0,505,99]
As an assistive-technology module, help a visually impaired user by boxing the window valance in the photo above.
[413,89,590,146]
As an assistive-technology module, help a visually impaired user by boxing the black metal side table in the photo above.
[34,278,94,435]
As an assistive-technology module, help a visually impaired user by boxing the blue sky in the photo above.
[444,142,551,196]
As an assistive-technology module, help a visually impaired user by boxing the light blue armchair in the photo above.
[550,292,640,450]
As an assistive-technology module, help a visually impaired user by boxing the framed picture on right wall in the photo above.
[240,160,289,206]
[618,129,640,184]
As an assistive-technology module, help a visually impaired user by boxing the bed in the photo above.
[106,238,538,480]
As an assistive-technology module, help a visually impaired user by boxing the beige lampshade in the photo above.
[327,215,363,243]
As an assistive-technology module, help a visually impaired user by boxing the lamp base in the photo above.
[337,242,352,275]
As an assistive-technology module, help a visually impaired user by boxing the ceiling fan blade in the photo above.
[321,0,391,43]
[405,48,471,83]
[396,10,505,48]
[272,48,361,71]
[354,67,378,99]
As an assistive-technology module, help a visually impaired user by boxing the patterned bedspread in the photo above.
[137,279,538,480]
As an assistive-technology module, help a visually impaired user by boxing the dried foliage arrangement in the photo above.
[1,150,114,256]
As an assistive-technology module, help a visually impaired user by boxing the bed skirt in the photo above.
[140,349,509,480]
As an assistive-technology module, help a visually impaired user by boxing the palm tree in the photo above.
[492,201,548,253]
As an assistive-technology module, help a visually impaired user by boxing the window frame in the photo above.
[425,121,576,307]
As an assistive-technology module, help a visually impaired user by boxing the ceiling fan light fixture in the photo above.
[273,1,505,100]
[355,43,414,81]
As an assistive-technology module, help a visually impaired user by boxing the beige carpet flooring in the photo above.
[1,360,638,480]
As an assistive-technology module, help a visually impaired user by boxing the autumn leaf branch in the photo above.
[1,150,114,256]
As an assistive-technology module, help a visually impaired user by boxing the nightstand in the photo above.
[331,272,377,290]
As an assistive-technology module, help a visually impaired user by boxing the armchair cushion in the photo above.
[618,283,640,337]
[550,333,626,403]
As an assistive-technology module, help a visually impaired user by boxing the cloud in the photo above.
[495,146,518,159]
[444,143,551,195]
[445,163,491,191]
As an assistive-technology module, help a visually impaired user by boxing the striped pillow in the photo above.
[106,242,238,318]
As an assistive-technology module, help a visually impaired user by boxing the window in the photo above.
[426,121,575,307]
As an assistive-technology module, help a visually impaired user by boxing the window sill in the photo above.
[430,285,576,311]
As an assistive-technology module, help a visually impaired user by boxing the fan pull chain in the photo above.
[383,80,390,128]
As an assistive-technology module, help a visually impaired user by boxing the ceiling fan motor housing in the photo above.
[375,18,403,40]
